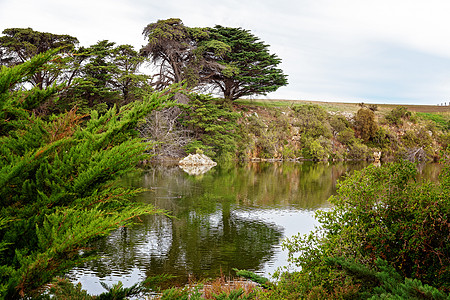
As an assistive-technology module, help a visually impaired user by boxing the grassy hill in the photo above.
[235,99,449,115]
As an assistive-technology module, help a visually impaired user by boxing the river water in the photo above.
[68,161,442,294]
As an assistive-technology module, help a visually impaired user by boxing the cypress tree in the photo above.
[0,50,174,298]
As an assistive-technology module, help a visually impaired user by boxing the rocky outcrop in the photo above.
[178,153,217,175]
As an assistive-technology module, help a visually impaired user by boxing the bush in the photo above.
[301,136,332,161]
[0,51,172,298]
[371,126,394,149]
[292,104,332,140]
[354,107,377,142]
[385,106,411,126]
[439,132,450,149]
[279,159,450,296]
[336,128,355,145]
[241,109,291,159]
[329,114,350,135]
[347,139,370,160]
[181,94,241,159]
[402,128,433,149]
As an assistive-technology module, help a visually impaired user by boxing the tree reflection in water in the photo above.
[69,161,370,293]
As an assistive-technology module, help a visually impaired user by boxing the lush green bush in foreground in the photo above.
[0,51,174,299]
[268,158,449,299]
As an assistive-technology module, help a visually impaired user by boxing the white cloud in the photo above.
[1,0,450,104]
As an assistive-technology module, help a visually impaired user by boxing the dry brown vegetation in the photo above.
[236,98,450,115]
[198,276,259,299]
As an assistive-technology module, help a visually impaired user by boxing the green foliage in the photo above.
[326,257,449,299]
[239,109,292,159]
[439,132,450,149]
[385,106,411,126]
[45,277,92,300]
[336,128,355,145]
[141,18,214,89]
[0,52,175,298]
[329,114,350,135]
[157,286,253,300]
[0,27,78,89]
[1,28,151,115]
[416,112,450,131]
[401,128,433,149]
[346,138,371,160]
[159,287,203,299]
[142,19,287,99]
[371,126,394,149]
[292,104,332,140]
[290,104,334,160]
[0,49,61,135]
[206,26,288,101]
[302,136,332,161]
[355,107,378,142]
[181,94,241,159]
[278,159,450,297]
[233,269,269,288]
[43,274,177,299]
[60,40,150,113]
[214,289,252,300]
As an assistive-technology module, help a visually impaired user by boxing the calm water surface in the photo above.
[68,161,441,294]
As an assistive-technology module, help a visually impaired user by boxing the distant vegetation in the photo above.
[231,102,449,163]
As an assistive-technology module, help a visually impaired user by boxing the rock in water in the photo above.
[179,154,217,175]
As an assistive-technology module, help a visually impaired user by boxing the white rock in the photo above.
[178,153,217,175]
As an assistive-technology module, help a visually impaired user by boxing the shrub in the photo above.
[280,159,450,296]
[309,139,327,161]
[329,114,350,135]
[402,128,433,149]
[385,106,411,126]
[241,109,292,159]
[336,128,355,145]
[439,132,450,149]
[347,139,370,160]
[301,136,332,161]
[181,94,241,159]
[354,107,377,142]
[371,126,393,149]
[292,104,332,140]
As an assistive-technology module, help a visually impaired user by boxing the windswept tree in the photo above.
[141,19,288,101]
[141,18,205,89]
[206,26,288,101]
[0,27,78,89]
[141,18,230,105]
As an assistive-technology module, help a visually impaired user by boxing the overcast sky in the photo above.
[1,0,450,105]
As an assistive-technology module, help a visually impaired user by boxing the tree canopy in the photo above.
[0,27,78,89]
[60,40,151,113]
[206,25,288,101]
[141,18,205,89]
[141,19,288,100]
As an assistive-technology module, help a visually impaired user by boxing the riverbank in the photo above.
[230,100,449,162]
